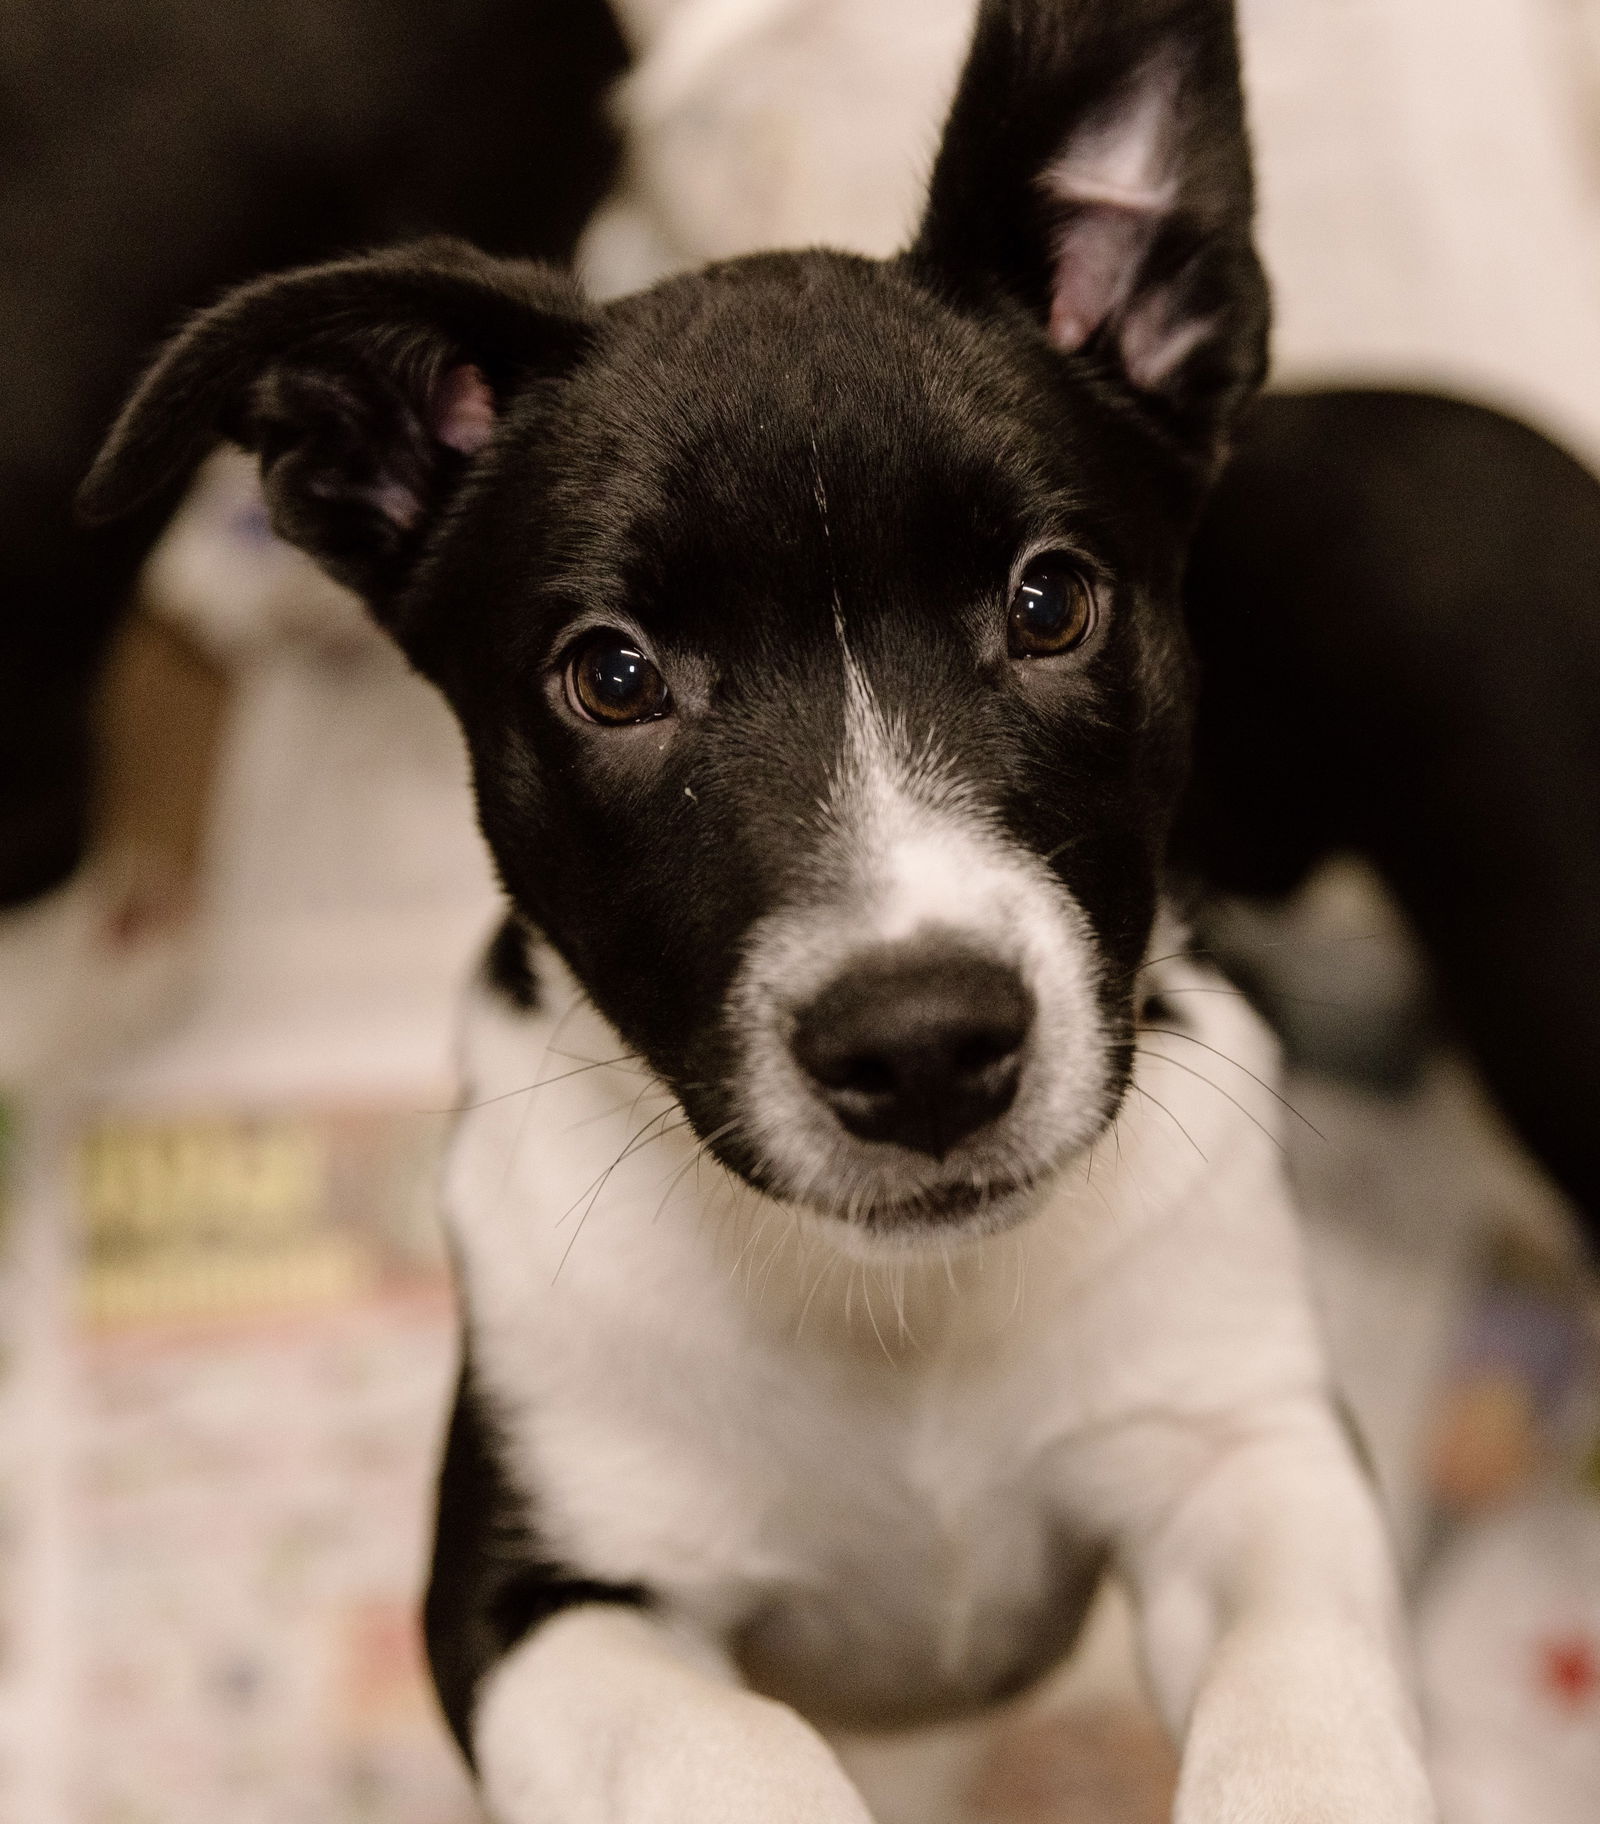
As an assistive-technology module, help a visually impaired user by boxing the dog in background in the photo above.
[83,2,1433,1820]
[0,0,625,920]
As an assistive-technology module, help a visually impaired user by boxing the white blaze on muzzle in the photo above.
[727,636,1113,1224]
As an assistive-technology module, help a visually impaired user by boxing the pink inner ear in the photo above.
[432,363,497,456]
[1047,205,1157,351]
[1039,58,1181,361]
[1121,294,1214,392]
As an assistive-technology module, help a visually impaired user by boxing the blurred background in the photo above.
[1,0,1599,1819]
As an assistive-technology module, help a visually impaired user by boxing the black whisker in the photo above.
[1126,1079,1207,1162]
[1141,1027,1327,1140]
[552,1107,691,1282]
[1149,985,1349,1012]
[446,1052,643,1114]
[1137,947,1196,974]
[650,1119,740,1226]
[1135,1046,1289,1155]
[554,1105,682,1233]
[546,1045,649,1071]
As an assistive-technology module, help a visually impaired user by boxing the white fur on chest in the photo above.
[444,943,1327,1724]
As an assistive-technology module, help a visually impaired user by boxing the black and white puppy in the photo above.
[82,2,1433,1818]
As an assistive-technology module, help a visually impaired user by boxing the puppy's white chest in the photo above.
[504,1329,1101,1731]
[726,1411,1104,1727]
[449,952,1318,1731]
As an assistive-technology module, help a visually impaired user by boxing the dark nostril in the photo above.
[953,1030,1014,1077]
[822,1052,897,1098]
[789,942,1034,1159]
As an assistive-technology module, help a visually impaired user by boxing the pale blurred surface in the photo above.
[1,2,1599,1819]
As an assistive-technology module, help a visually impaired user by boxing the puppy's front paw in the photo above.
[1174,1725,1436,1824]
[619,1696,877,1824]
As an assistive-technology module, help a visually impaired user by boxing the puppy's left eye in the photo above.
[565,630,672,725]
[1008,556,1096,658]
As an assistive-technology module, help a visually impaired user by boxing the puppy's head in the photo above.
[83,0,1267,1243]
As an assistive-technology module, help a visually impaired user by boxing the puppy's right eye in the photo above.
[1008,556,1096,658]
[564,631,672,725]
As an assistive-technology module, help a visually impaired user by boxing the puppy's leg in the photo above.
[473,1605,877,1824]
[1120,1403,1434,1824]
[828,1714,1000,1824]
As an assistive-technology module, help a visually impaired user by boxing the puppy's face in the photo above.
[445,258,1194,1230]
[84,0,1267,1240]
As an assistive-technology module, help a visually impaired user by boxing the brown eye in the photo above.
[565,630,672,725]
[1007,557,1096,658]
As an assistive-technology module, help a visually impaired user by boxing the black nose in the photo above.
[790,945,1034,1158]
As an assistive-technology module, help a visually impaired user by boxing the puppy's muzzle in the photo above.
[789,941,1034,1158]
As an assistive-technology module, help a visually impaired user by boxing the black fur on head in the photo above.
[83,0,1268,1229]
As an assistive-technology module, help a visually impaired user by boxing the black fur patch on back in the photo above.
[482,914,540,1012]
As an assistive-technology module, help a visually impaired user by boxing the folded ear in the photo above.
[910,0,1268,467]
[80,238,594,611]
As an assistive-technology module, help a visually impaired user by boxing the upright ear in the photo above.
[80,238,593,612]
[910,0,1268,466]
